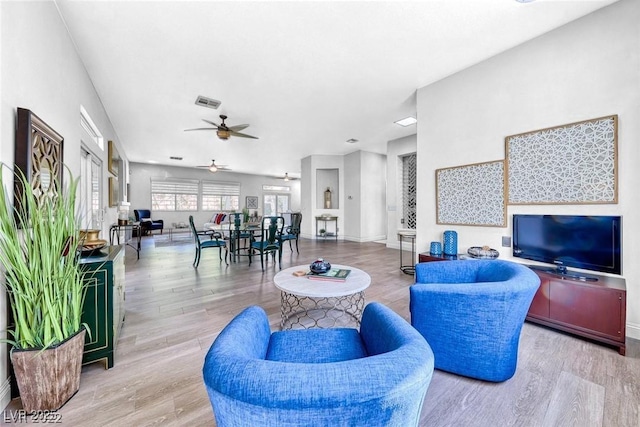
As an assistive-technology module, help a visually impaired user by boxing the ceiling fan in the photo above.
[196,160,232,173]
[282,172,299,181]
[184,114,258,140]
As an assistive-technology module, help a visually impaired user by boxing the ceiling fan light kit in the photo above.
[197,159,230,173]
[184,114,258,140]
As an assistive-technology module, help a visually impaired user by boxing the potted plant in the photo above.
[0,164,88,412]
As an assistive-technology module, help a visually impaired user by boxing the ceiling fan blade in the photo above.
[230,130,259,139]
[184,127,218,132]
[202,119,221,128]
[228,124,249,132]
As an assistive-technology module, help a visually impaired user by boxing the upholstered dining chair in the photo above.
[249,216,284,270]
[203,302,434,426]
[279,212,302,253]
[410,259,540,382]
[188,215,228,268]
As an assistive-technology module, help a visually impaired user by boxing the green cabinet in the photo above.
[79,245,125,369]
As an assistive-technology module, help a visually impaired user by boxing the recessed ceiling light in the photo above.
[394,116,417,127]
[515,0,536,3]
[148,160,159,164]
[346,138,359,144]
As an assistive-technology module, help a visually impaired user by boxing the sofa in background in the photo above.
[410,259,540,382]
[133,209,164,235]
[203,302,434,426]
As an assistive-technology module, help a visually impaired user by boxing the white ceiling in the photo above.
[55,0,618,178]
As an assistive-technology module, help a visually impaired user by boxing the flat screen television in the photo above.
[512,214,622,279]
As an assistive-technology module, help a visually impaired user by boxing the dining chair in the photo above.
[188,215,228,268]
[279,212,302,253]
[249,216,284,270]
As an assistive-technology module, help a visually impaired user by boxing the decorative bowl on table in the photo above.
[467,246,500,259]
[79,229,107,255]
[310,258,331,274]
[80,239,108,256]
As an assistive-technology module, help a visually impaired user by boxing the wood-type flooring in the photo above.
[4,236,640,426]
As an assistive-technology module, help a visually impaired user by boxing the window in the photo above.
[263,193,290,216]
[263,185,290,192]
[80,147,103,229]
[80,105,104,150]
[151,178,199,211]
[202,180,240,211]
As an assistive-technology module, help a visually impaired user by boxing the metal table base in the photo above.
[279,291,366,330]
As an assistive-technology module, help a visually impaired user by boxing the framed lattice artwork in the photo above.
[15,108,64,209]
[506,115,618,204]
[436,160,506,227]
[246,196,258,209]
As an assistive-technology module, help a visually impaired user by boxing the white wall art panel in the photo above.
[506,115,617,204]
[436,160,506,227]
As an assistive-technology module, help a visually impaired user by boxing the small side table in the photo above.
[109,223,142,259]
[397,230,416,275]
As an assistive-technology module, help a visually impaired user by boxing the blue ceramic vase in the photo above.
[443,230,458,256]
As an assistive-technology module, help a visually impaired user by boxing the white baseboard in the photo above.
[0,377,11,412]
[626,322,640,341]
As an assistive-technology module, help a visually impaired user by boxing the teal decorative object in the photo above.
[443,230,458,255]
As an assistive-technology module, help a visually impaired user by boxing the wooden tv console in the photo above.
[416,253,627,355]
[526,268,626,355]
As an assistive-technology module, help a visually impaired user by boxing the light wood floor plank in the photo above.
[542,371,605,427]
[4,236,639,426]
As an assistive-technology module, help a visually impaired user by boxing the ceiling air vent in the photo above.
[195,96,221,109]
[169,156,183,161]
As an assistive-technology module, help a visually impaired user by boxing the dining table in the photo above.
[209,213,262,262]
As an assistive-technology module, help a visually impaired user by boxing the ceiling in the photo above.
[54,0,618,179]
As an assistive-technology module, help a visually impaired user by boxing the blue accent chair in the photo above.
[203,302,435,426]
[188,215,228,267]
[411,259,540,382]
[134,209,163,235]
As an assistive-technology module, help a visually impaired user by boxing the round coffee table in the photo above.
[273,264,371,329]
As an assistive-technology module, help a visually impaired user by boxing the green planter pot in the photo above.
[10,328,86,412]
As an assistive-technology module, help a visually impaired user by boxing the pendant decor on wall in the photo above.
[436,160,506,227]
[506,115,618,205]
[15,108,64,210]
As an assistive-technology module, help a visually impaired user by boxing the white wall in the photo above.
[0,1,124,408]
[416,0,640,338]
[301,154,345,239]
[302,151,386,242]
[386,134,417,249]
[358,151,386,242]
[343,152,361,241]
[129,162,301,228]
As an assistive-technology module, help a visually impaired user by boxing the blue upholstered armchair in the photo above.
[203,302,434,426]
[134,209,163,235]
[411,260,540,382]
